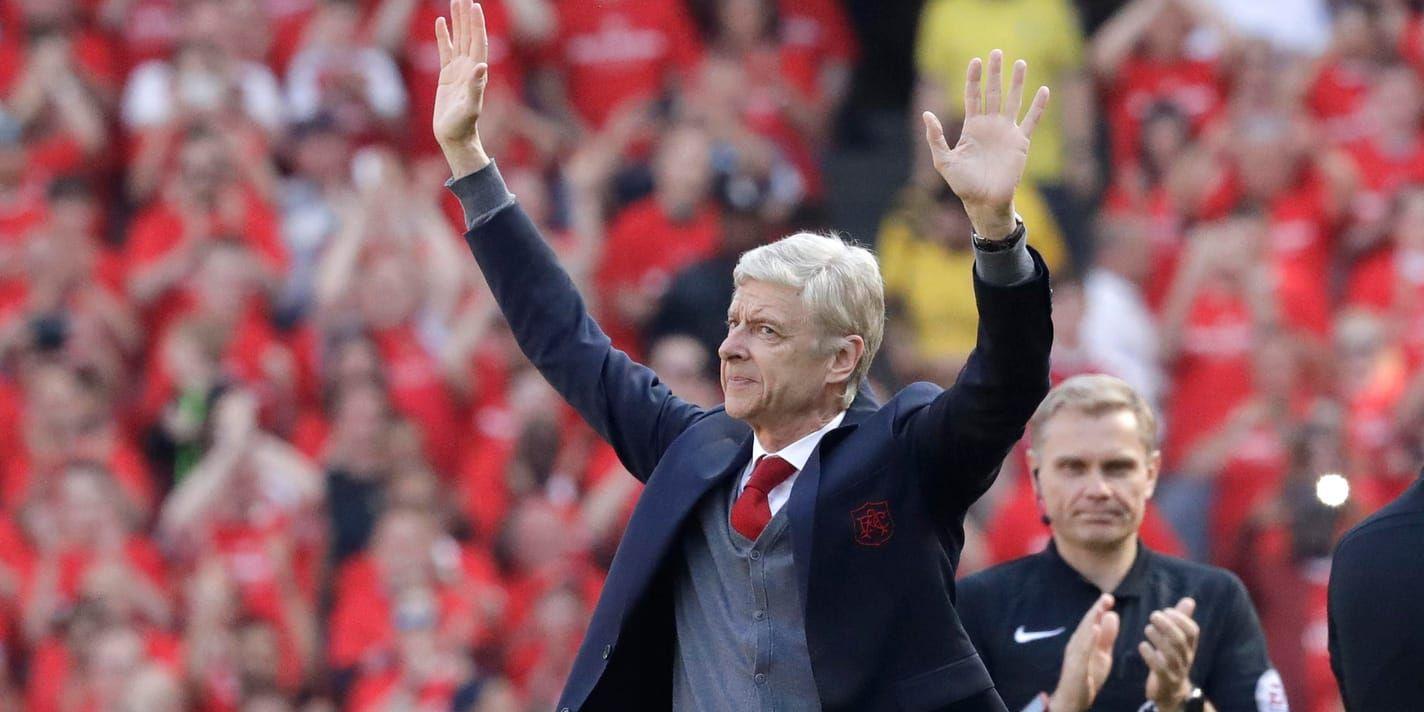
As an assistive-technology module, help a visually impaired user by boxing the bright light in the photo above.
[1316,473,1350,508]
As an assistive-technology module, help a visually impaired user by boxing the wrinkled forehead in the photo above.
[1035,409,1153,463]
[729,279,808,321]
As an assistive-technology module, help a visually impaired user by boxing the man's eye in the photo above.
[759,325,776,336]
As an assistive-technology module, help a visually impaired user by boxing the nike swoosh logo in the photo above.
[1013,625,1066,643]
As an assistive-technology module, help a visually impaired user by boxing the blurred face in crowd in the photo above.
[654,125,714,219]
[237,622,282,689]
[194,242,258,318]
[649,335,720,408]
[374,509,436,589]
[1372,67,1423,138]
[293,127,351,186]
[0,140,26,188]
[1142,3,1190,59]
[58,466,122,545]
[358,252,421,329]
[26,365,103,457]
[506,500,570,574]
[1236,119,1299,202]
[19,0,75,29]
[179,134,232,205]
[1030,407,1161,552]
[87,626,145,705]
[329,336,383,388]
[720,280,847,425]
[1139,106,1191,179]
[1253,334,1298,401]
[122,666,185,712]
[1397,188,1424,248]
[718,0,775,47]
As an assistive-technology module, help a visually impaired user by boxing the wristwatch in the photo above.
[971,216,1026,252]
[1182,686,1206,712]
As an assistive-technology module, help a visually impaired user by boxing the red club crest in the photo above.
[851,501,893,547]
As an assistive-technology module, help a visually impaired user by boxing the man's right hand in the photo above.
[1049,593,1120,712]
[433,0,492,179]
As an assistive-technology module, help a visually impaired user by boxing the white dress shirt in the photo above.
[736,411,847,517]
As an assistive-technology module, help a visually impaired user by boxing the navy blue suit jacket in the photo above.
[463,196,1053,711]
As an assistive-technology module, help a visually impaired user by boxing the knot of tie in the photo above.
[730,455,798,541]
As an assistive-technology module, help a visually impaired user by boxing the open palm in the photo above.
[923,50,1049,230]
[433,0,489,149]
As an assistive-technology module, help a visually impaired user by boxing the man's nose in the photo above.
[718,329,746,362]
[1084,472,1113,497]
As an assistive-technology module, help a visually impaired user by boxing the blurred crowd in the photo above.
[0,0,1422,709]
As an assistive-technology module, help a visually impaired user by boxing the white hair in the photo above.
[733,231,885,409]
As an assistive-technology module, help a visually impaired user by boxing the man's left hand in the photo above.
[922,49,1049,241]
[1142,597,1200,712]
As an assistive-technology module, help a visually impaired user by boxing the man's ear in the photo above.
[1144,448,1162,500]
[827,334,865,386]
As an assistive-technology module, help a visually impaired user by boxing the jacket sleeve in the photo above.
[450,162,704,482]
[899,241,1053,518]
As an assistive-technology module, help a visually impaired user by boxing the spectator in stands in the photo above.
[595,122,720,356]
[1081,213,1164,411]
[120,0,285,136]
[285,0,408,143]
[917,0,1095,266]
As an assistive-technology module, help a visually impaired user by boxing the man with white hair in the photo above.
[431,2,1053,709]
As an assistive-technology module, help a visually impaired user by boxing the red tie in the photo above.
[730,455,798,541]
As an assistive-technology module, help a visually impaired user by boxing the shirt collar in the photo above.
[750,410,847,471]
[1044,538,1153,599]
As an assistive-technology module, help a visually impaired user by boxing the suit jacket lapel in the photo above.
[597,430,752,626]
[788,387,878,606]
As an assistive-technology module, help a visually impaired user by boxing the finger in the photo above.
[1147,613,1189,655]
[1162,608,1200,646]
[1097,610,1120,652]
[435,16,452,67]
[1175,597,1197,617]
[472,62,488,94]
[922,111,951,155]
[452,0,467,57]
[1139,641,1168,674]
[1004,59,1026,122]
[472,1,488,63]
[1020,86,1050,137]
[964,57,982,117]
[1145,621,1191,670]
[985,49,1003,115]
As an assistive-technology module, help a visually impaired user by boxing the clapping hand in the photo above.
[1143,597,1200,712]
[922,50,1049,241]
[1049,593,1121,712]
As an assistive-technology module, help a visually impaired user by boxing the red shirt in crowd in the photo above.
[595,198,720,357]
[1164,285,1256,470]
[371,324,464,476]
[540,0,704,129]
[123,192,287,334]
[1103,55,1223,171]
[776,0,857,98]
[402,0,521,156]
[1340,133,1424,227]
[1262,177,1335,338]
[1306,60,1376,144]
[328,547,500,671]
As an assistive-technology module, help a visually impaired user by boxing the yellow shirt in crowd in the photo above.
[915,0,1085,183]
[879,184,1066,363]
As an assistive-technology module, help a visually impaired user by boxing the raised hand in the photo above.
[923,49,1050,240]
[1142,597,1200,711]
[433,0,491,177]
[1050,593,1121,712]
